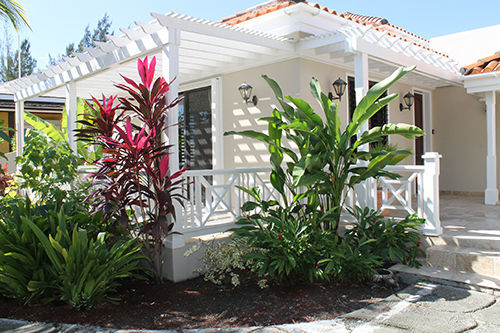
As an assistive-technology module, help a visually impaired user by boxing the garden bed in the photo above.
[0,277,399,330]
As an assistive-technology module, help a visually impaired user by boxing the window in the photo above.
[178,86,212,170]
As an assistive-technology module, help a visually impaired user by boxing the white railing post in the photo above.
[422,152,442,236]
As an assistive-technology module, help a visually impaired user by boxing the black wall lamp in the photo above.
[399,92,414,112]
[238,82,258,106]
[328,77,347,102]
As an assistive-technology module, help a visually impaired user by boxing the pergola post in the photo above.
[485,90,498,205]
[15,100,25,158]
[354,52,375,209]
[162,27,185,250]
[162,28,180,173]
[65,82,78,152]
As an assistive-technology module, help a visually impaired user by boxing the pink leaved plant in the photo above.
[77,56,186,282]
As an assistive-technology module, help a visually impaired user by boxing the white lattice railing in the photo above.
[175,153,442,239]
[178,167,278,237]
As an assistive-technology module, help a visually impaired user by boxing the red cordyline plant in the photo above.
[77,56,186,281]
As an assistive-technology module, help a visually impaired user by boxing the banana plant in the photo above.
[24,99,102,162]
[225,66,424,233]
[0,119,13,161]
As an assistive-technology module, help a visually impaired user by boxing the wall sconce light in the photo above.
[328,77,347,102]
[238,82,258,106]
[399,92,414,112]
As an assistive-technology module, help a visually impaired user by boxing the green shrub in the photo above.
[27,219,147,309]
[345,207,425,267]
[230,187,335,284]
[320,239,381,282]
[0,198,147,308]
[16,128,84,204]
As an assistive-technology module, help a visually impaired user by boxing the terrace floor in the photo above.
[440,194,500,241]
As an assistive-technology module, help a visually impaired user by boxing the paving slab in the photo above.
[416,285,496,313]
[472,299,500,326]
[381,306,478,333]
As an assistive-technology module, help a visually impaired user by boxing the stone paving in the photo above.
[1,282,499,333]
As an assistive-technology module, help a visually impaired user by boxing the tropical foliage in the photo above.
[0,198,146,308]
[225,66,425,285]
[0,0,29,30]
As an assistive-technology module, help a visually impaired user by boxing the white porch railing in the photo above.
[178,167,279,237]
[176,152,442,239]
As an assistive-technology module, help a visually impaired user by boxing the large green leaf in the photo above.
[354,123,425,149]
[347,66,415,136]
[262,74,295,120]
[224,130,273,145]
[24,111,66,143]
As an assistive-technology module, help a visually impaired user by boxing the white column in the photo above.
[162,28,180,174]
[354,52,369,141]
[65,82,78,152]
[485,91,498,205]
[211,77,224,186]
[422,152,443,235]
[15,100,24,158]
[353,52,373,209]
[162,27,184,250]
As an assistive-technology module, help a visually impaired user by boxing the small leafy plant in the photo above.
[345,207,425,267]
[16,128,84,204]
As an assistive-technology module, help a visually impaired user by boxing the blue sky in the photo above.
[14,0,500,69]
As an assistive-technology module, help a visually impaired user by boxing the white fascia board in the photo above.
[463,72,500,93]
[296,33,347,52]
[352,37,461,85]
[152,13,294,52]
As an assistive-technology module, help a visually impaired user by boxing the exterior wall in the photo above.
[222,59,301,169]
[222,57,432,170]
[432,86,495,193]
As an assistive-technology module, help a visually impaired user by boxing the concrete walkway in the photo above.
[1,282,498,333]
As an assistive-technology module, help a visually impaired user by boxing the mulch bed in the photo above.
[0,277,398,330]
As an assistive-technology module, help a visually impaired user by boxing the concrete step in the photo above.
[426,245,500,277]
[427,234,500,251]
[390,263,500,294]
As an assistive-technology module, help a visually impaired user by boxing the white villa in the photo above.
[1,0,499,284]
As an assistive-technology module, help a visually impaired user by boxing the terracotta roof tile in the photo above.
[220,1,451,59]
[461,51,500,75]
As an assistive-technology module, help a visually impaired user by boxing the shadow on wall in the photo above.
[230,100,271,167]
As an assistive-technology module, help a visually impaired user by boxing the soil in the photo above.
[0,277,398,330]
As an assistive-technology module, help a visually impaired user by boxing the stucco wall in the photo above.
[222,58,433,170]
[432,87,500,193]
[222,59,301,169]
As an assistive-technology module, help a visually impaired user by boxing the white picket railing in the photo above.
[174,152,442,241]
[178,167,278,237]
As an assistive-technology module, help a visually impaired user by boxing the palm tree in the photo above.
[0,0,29,30]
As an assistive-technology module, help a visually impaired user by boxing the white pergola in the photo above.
[463,72,500,205]
[2,9,461,175]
